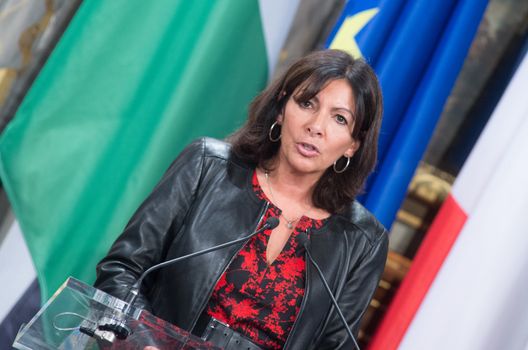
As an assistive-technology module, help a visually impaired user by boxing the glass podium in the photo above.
[13,277,220,350]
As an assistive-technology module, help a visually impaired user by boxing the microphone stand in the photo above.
[92,217,279,342]
[297,233,361,350]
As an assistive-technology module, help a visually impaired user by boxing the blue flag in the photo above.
[327,0,488,227]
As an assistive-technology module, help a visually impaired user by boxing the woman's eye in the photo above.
[335,115,348,125]
[299,100,312,108]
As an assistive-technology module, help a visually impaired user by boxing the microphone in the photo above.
[93,216,280,342]
[125,216,279,307]
[297,232,361,350]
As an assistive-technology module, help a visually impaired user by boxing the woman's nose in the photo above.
[306,113,325,136]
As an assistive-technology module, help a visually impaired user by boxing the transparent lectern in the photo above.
[13,277,220,350]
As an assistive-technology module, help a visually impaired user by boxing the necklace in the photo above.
[264,171,301,229]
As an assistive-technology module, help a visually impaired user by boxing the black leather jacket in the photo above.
[95,137,388,349]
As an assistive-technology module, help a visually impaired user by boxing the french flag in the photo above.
[369,50,528,349]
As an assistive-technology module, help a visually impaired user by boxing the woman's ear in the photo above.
[344,140,360,158]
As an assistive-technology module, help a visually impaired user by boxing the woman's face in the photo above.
[276,79,360,178]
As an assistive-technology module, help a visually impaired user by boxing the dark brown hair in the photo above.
[230,49,383,213]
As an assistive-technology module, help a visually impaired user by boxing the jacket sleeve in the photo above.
[317,229,389,349]
[94,139,206,311]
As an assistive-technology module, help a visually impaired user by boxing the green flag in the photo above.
[0,0,299,301]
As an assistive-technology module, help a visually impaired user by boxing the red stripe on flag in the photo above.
[368,194,467,349]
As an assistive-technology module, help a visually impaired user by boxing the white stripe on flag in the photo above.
[0,218,37,322]
[257,0,300,76]
[453,51,528,213]
[400,52,528,350]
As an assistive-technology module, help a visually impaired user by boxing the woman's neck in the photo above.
[269,169,315,202]
[261,157,322,206]
[258,159,331,220]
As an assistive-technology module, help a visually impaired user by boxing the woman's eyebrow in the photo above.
[332,106,354,116]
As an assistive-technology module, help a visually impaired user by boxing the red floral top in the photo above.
[205,171,326,349]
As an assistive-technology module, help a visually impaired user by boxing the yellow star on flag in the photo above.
[329,8,379,59]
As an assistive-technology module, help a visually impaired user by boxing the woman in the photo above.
[95,49,388,350]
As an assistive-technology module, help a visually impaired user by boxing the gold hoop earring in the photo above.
[333,156,350,173]
[269,121,281,142]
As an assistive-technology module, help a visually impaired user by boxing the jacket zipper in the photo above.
[283,229,311,349]
[189,201,270,331]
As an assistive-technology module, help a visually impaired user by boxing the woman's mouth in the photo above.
[296,142,320,157]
